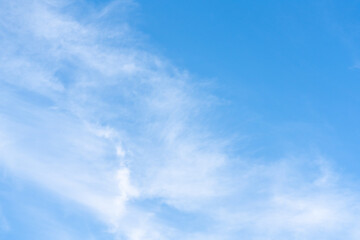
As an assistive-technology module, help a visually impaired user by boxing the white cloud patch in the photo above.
[0,0,360,239]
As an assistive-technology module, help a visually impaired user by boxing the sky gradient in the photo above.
[1,0,360,239]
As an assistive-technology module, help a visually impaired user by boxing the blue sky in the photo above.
[136,0,360,172]
[1,0,360,239]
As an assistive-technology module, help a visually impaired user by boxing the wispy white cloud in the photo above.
[1,0,360,240]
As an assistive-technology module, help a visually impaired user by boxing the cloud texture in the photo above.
[0,1,360,239]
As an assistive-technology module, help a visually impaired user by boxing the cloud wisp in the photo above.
[1,1,360,239]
